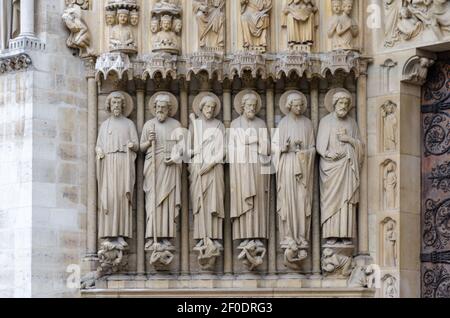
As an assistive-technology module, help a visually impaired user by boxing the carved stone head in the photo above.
[200,96,217,120]
[130,11,139,26]
[331,0,342,15]
[173,18,182,34]
[155,94,172,122]
[117,9,130,26]
[342,0,353,15]
[286,92,307,116]
[106,11,116,26]
[151,17,160,33]
[242,93,259,120]
[161,15,173,32]
[333,91,352,118]
[108,92,126,117]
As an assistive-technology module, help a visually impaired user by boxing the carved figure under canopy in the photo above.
[282,0,318,48]
[109,9,137,53]
[240,0,272,51]
[193,0,225,49]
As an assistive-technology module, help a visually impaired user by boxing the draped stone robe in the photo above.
[110,24,135,49]
[317,113,364,239]
[142,118,182,240]
[96,116,139,239]
[189,117,225,240]
[193,0,225,48]
[282,1,315,44]
[272,114,315,244]
[229,116,270,240]
[241,0,272,48]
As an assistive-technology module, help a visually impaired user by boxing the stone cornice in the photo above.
[94,50,369,82]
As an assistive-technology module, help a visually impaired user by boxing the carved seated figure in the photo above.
[62,5,92,57]
[109,9,137,53]
[152,15,180,54]
[237,240,267,271]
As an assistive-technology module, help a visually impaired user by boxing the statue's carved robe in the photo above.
[142,118,182,239]
[96,116,139,239]
[241,0,272,48]
[337,14,358,50]
[384,0,401,43]
[189,118,225,240]
[282,2,315,44]
[272,114,315,244]
[384,113,397,151]
[229,116,270,240]
[110,24,135,49]
[317,113,364,239]
[193,0,225,48]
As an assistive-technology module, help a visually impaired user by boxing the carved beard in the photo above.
[156,112,168,122]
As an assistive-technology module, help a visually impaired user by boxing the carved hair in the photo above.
[332,91,352,110]
[199,96,217,112]
[161,15,173,23]
[241,93,258,106]
[154,94,173,112]
[106,92,126,112]
[286,92,307,112]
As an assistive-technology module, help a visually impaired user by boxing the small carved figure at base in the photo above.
[281,237,309,271]
[237,239,267,271]
[146,239,176,270]
[97,237,129,275]
[321,247,353,277]
[193,238,223,271]
[348,264,378,288]
[80,271,100,290]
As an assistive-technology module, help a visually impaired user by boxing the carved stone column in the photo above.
[19,0,35,37]
[266,80,276,274]
[86,58,98,260]
[310,78,321,275]
[136,82,146,274]
[180,79,190,275]
[357,59,371,256]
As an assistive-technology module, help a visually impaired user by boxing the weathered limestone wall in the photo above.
[0,0,87,297]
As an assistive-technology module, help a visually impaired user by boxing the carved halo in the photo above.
[279,90,308,116]
[324,88,355,113]
[234,89,262,115]
[106,91,134,117]
[192,92,222,118]
[149,92,179,117]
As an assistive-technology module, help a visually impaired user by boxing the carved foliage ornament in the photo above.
[0,53,32,74]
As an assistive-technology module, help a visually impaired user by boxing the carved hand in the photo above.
[149,131,156,144]
[97,148,105,160]
[128,142,135,149]
[164,158,176,166]
[328,151,346,161]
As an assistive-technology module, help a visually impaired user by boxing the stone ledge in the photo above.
[82,287,375,298]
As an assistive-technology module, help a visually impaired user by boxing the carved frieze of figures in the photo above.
[240,0,272,52]
[328,0,359,51]
[381,217,398,267]
[381,100,398,152]
[62,5,93,58]
[229,90,270,270]
[383,160,398,211]
[272,91,315,270]
[382,274,399,298]
[189,93,226,270]
[151,0,182,54]
[96,91,139,274]
[384,0,450,47]
[142,92,183,270]
[317,88,364,246]
[281,0,318,52]
[106,0,139,54]
[193,0,225,51]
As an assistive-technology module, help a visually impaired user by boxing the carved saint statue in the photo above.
[62,5,92,57]
[240,0,272,52]
[328,0,359,50]
[281,0,318,49]
[384,162,397,210]
[317,89,364,245]
[193,0,225,49]
[152,14,181,54]
[229,91,270,270]
[382,101,398,152]
[384,220,397,267]
[272,91,315,269]
[141,93,183,268]
[109,9,137,53]
[96,92,139,262]
[189,94,226,270]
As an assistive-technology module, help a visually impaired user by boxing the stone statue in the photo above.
[152,14,181,54]
[130,10,139,26]
[96,91,139,272]
[328,0,359,50]
[189,93,226,270]
[193,0,225,50]
[404,57,434,85]
[384,0,402,46]
[384,162,397,210]
[281,0,318,50]
[397,6,423,41]
[62,5,92,57]
[229,90,270,270]
[141,93,183,269]
[317,89,364,245]
[109,9,137,53]
[0,0,11,50]
[237,239,267,271]
[272,91,315,269]
[282,238,308,270]
[105,10,116,26]
[321,248,353,276]
[382,101,398,152]
[384,219,397,267]
[240,0,272,52]
[384,275,398,298]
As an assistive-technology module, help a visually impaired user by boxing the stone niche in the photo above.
[62,0,375,298]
